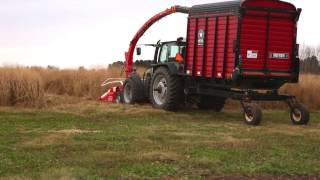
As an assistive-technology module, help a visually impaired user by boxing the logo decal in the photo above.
[270,52,289,59]
[198,30,205,46]
[247,50,258,59]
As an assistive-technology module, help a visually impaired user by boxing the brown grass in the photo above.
[0,66,319,109]
[0,66,122,107]
[281,74,320,109]
[21,129,101,147]
[0,67,45,107]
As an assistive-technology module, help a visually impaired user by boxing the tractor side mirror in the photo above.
[136,47,141,56]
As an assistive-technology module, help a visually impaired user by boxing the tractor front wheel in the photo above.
[150,67,183,111]
[115,91,123,104]
[123,74,145,104]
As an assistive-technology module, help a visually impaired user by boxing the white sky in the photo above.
[0,0,319,68]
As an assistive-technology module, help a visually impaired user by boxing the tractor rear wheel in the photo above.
[150,67,183,111]
[123,74,145,104]
[197,96,226,112]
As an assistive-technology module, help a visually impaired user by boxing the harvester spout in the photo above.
[124,5,190,77]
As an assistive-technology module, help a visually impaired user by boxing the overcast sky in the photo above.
[0,0,319,68]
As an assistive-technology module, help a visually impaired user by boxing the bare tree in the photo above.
[316,45,320,60]
[299,44,320,74]
[299,44,318,60]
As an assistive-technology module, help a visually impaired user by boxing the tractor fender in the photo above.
[152,62,183,75]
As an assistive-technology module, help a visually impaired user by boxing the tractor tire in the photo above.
[290,103,310,125]
[197,96,226,112]
[243,103,262,126]
[115,91,123,104]
[144,74,152,100]
[150,67,183,111]
[123,74,145,104]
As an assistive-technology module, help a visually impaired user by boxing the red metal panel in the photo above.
[240,0,298,77]
[240,15,267,70]
[195,18,206,76]
[243,0,296,10]
[185,0,300,88]
[225,16,238,79]
[214,17,227,79]
[187,15,238,79]
[204,17,216,78]
[267,17,294,71]
[186,18,196,75]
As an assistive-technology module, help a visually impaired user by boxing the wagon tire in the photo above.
[290,103,309,125]
[150,67,183,111]
[123,74,145,104]
[243,103,262,126]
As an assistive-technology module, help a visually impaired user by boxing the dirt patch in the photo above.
[123,105,163,115]
[39,168,76,180]
[21,129,100,146]
[141,151,185,162]
[171,132,204,138]
[48,129,101,134]
[91,150,122,161]
[265,124,320,136]
[139,138,154,145]
[200,132,252,147]
[22,133,68,146]
[205,175,320,180]
[1,176,33,180]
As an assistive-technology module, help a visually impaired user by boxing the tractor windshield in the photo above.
[159,42,186,63]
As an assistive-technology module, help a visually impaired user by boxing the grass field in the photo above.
[0,100,319,179]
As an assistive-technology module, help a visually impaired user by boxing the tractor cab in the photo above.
[137,38,186,66]
[155,38,186,64]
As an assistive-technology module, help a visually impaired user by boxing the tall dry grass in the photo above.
[281,74,320,109]
[39,67,120,98]
[0,66,319,109]
[0,67,45,107]
[0,66,122,107]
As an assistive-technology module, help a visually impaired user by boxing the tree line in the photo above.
[108,60,153,69]
[299,44,320,74]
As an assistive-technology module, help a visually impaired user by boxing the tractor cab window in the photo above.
[159,42,185,63]
[159,44,169,63]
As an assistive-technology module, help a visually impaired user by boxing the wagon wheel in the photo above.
[290,103,310,125]
[243,103,262,126]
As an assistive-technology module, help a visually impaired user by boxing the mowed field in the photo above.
[0,100,320,179]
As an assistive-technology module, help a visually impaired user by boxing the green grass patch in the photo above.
[0,103,319,179]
